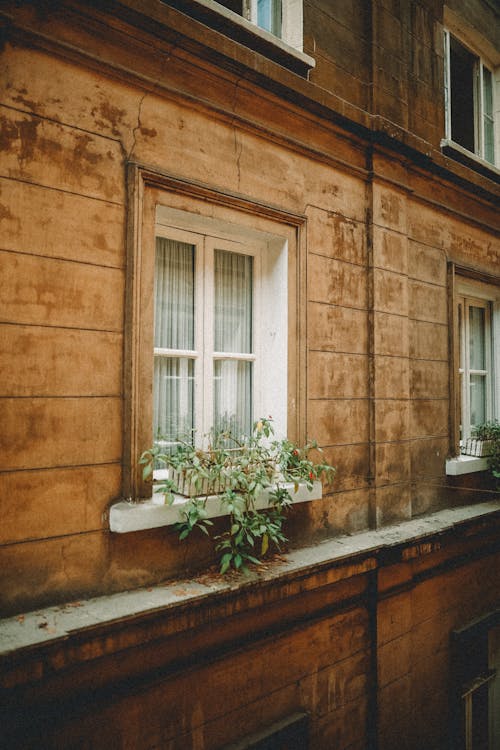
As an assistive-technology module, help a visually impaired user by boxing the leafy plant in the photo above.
[472,420,500,480]
[140,417,335,573]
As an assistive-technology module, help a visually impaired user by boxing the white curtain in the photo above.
[469,304,486,427]
[153,238,194,442]
[214,249,253,437]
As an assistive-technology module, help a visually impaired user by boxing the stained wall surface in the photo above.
[0,1,498,615]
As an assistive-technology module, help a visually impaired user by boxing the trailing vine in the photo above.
[140,418,335,573]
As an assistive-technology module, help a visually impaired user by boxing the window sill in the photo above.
[440,139,500,183]
[446,455,489,476]
[109,480,322,533]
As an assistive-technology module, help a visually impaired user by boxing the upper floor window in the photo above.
[444,30,497,167]
[458,293,493,440]
[161,0,313,76]
[218,0,282,37]
[153,206,289,452]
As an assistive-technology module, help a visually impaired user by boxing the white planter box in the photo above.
[461,439,494,458]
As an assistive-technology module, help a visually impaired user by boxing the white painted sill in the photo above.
[440,139,500,180]
[446,455,489,476]
[109,480,322,534]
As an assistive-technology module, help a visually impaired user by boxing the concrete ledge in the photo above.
[2,500,500,661]
[109,481,322,533]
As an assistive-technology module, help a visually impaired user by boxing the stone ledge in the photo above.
[2,500,500,664]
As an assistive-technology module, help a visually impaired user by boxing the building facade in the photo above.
[1,0,499,747]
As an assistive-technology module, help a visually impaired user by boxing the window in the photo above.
[218,0,282,38]
[165,0,311,69]
[458,294,492,441]
[120,167,305,505]
[444,30,497,167]
[153,205,289,452]
[154,228,258,446]
[447,274,500,475]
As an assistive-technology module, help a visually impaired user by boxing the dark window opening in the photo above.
[450,35,476,154]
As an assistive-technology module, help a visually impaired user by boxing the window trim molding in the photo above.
[123,162,307,501]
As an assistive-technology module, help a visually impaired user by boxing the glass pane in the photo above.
[469,305,485,370]
[470,374,486,428]
[155,238,194,350]
[153,357,194,444]
[483,66,493,117]
[214,250,253,354]
[482,67,495,164]
[213,360,252,438]
[257,0,281,36]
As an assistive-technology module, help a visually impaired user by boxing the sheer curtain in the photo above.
[469,304,486,428]
[214,249,253,438]
[154,237,195,443]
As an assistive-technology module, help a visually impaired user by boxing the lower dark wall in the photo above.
[2,511,500,750]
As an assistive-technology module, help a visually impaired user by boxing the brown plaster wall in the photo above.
[2,524,500,750]
[0,0,499,616]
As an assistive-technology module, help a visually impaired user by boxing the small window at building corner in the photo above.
[218,0,283,38]
[456,280,500,448]
[444,30,497,167]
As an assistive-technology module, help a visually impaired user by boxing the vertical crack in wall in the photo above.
[128,92,147,162]
[231,78,243,190]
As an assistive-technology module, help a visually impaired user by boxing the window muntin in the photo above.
[444,31,497,167]
[153,227,266,448]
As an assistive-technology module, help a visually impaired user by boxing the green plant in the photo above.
[140,417,335,573]
[472,420,500,480]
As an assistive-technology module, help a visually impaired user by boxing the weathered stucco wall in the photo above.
[1,3,500,749]
[2,509,500,749]
[0,0,499,614]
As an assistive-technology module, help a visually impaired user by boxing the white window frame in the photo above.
[443,28,499,168]
[154,225,262,448]
[458,293,493,442]
[154,204,288,449]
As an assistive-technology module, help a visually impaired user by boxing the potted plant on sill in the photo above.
[469,420,500,481]
[140,417,335,573]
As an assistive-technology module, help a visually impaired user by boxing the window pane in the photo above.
[483,67,495,164]
[470,374,486,428]
[155,238,194,350]
[214,249,253,354]
[469,305,485,370]
[483,66,493,118]
[450,36,476,153]
[257,0,282,36]
[214,360,252,438]
[154,357,194,442]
